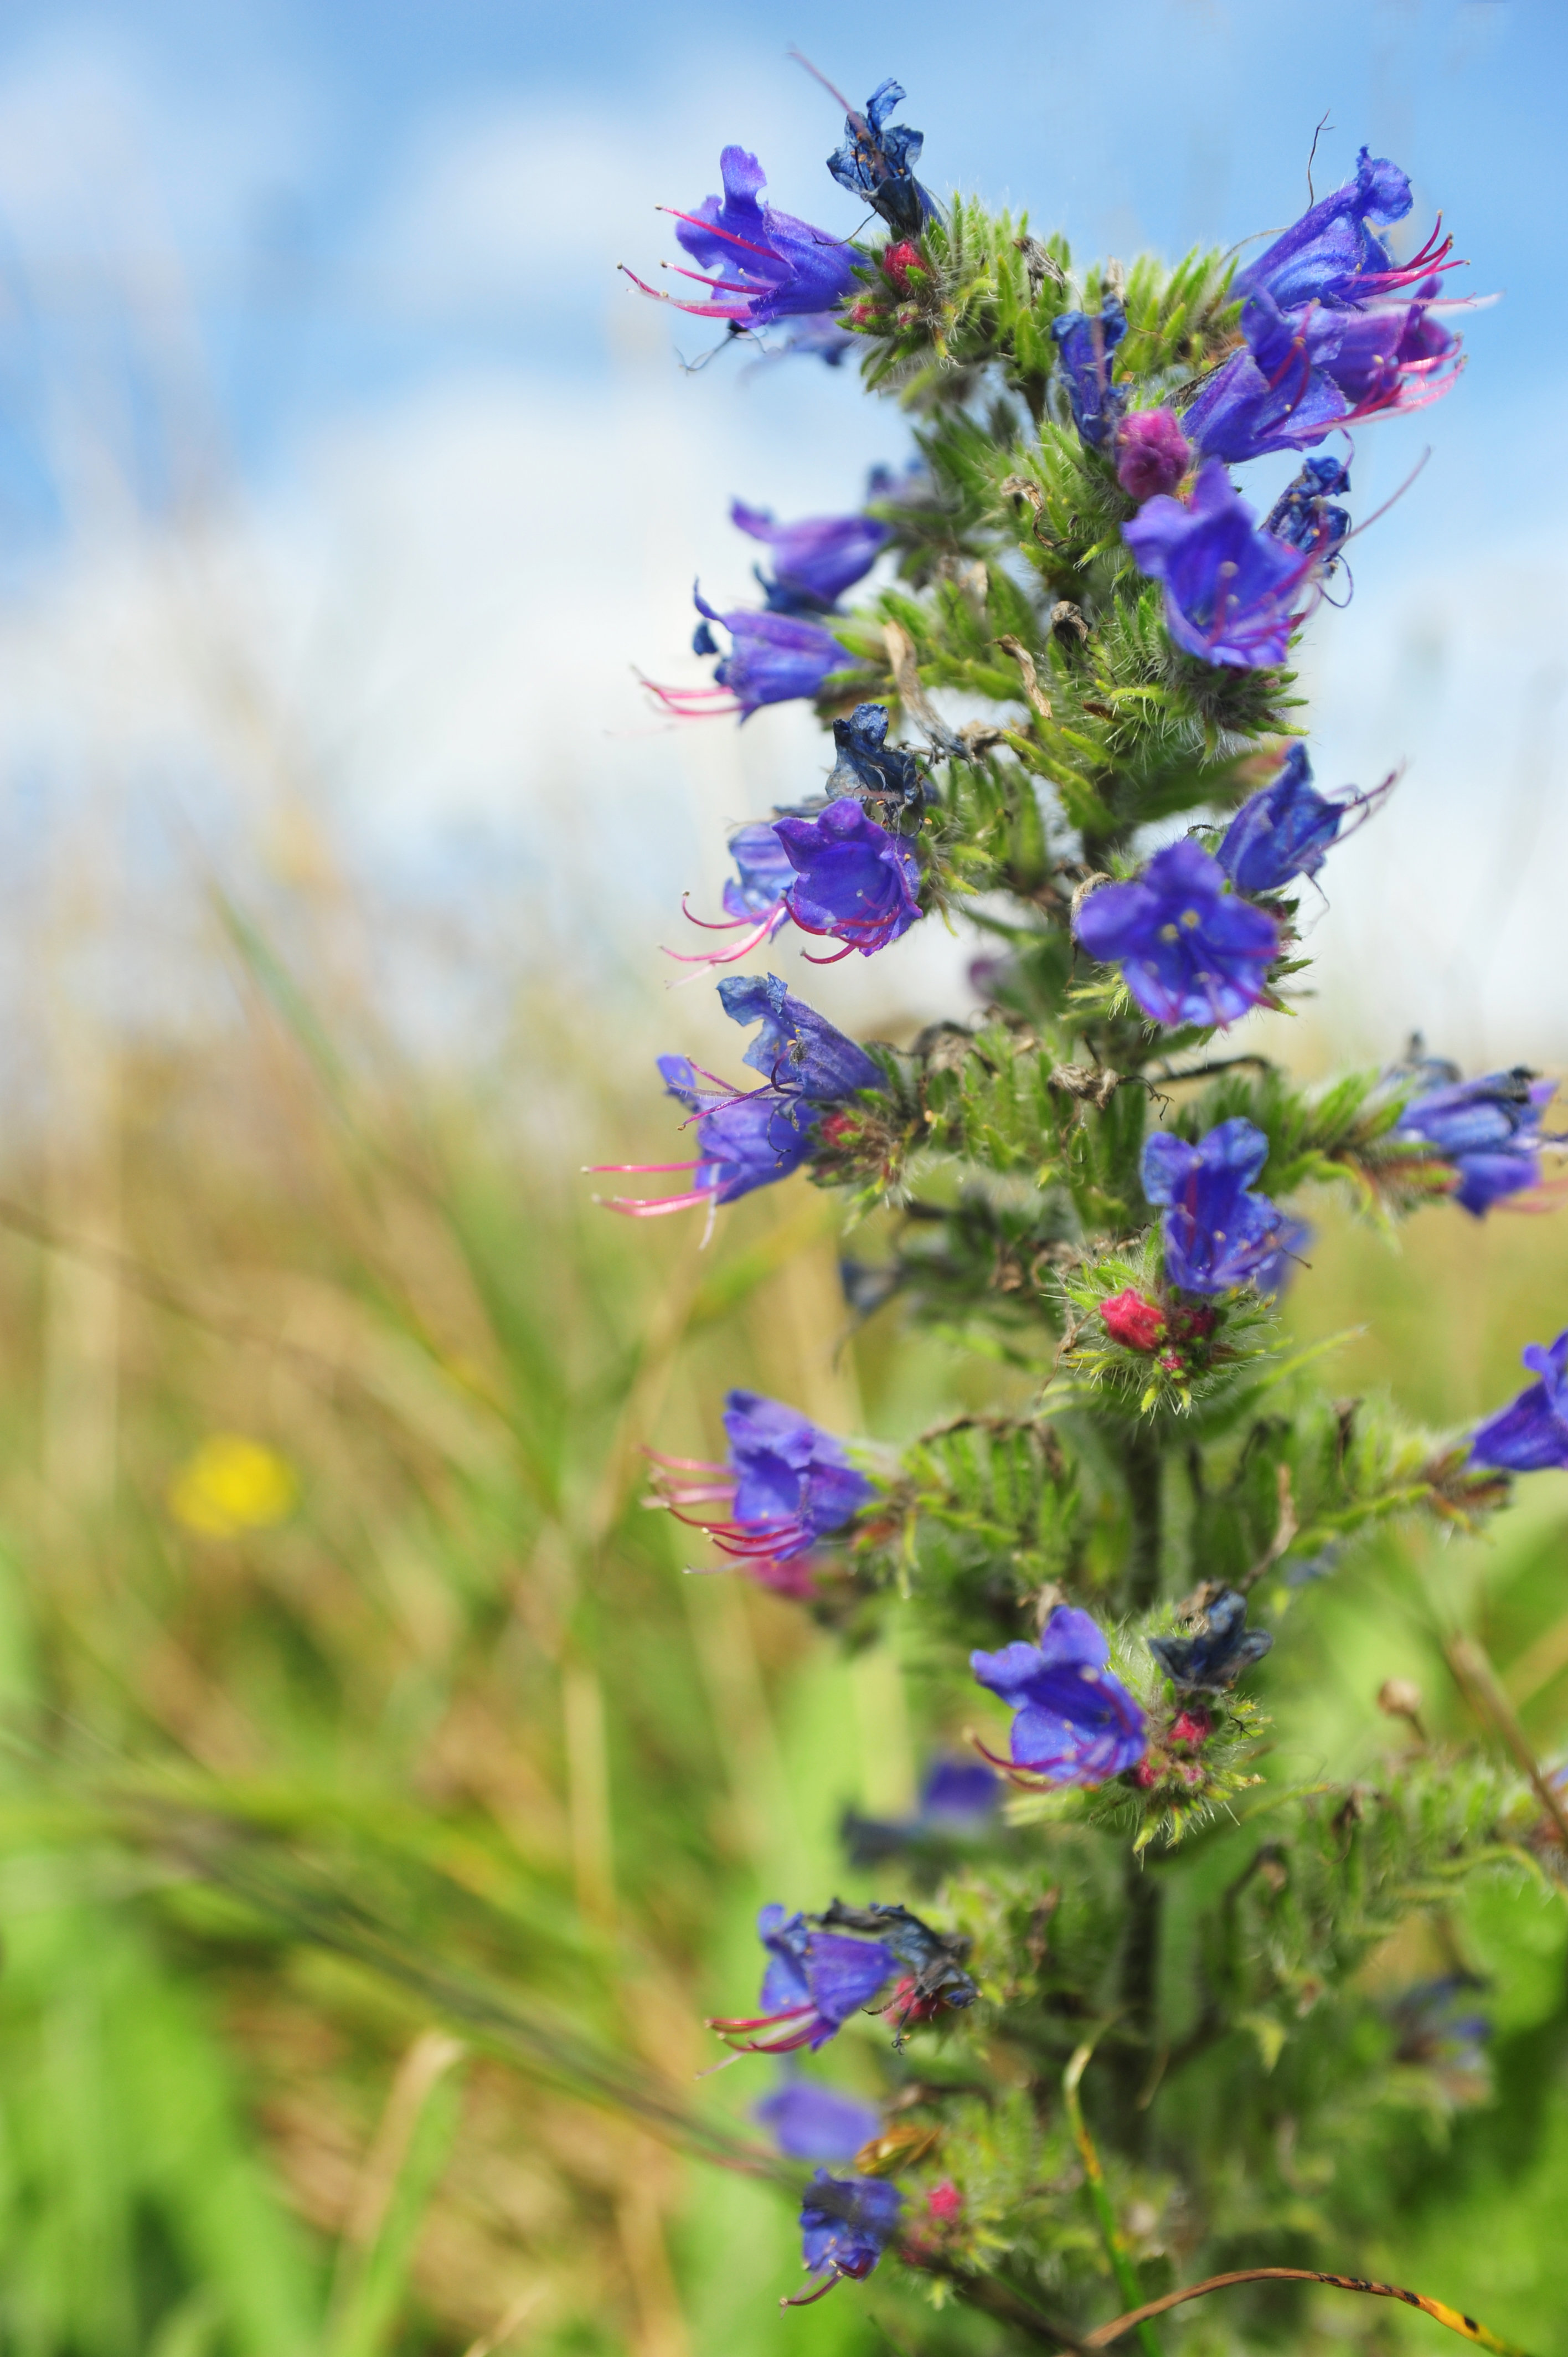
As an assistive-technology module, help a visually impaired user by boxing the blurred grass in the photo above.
[1,887,1567,2354]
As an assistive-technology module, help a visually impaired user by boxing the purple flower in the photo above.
[1471,1332,1568,1473]
[825,76,935,240]
[1116,408,1192,502]
[1123,461,1322,669]
[796,2172,904,2293]
[623,146,858,331]
[971,1608,1147,1785]
[710,1903,895,2053]
[597,983,877,1224]
[1265,456,1352,556]
[718,972,882,1102]
[774,797,924,960]
[1052,299,1127,448]
[1317,297,1461,417]
[666,822,797,976]
[1395,1067,1559,1216]
[730,499,889,614]
[1182,293,1354,463]
[1148,1589,1272,1693]
[1184,287,1460,465]
[1141,1118,1286,1296]
[755,2081,881,2163]
[1217,742,1392,894]
[826,702,925,810]
[1074,837,1280,1030]
[1232,149,1450,313]
[647,1390,875,1596]
[652,589,844,722]
[722,1390,875,1555]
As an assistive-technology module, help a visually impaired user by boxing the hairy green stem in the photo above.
[1121,1425,1164,1609]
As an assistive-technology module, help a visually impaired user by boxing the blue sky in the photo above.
[0,0,1560,1064]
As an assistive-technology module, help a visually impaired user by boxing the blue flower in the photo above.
[1395,1066,1559,1217]
[755,2080,881,2163]
[1148,1589,1273,1693]
[730,499,889,614]
[1316,297,1461,418]
[656,590,844,722]
[1217,742,1392,894]
[1141,1118,1287,1296]
[1123,461,1323,669]
[774,797,924,960]
[1232,149,1448,314]
[971,1607,1147,1785]
[1471,1333,1568,1473]
[796,2171,904,2293]
[1265,456,1352,556]
[623,146,858,330]
[1074,837,1280,1029]
[825,703,926,809]
[1390,1977,1492,2103]
[710,1904,895,2052]
[826,77,935,239]
[718,972,883,1102]
[1052,298,1127,448]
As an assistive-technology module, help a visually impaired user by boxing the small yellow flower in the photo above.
[167,1433,298,1538]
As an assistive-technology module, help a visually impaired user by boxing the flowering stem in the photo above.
[1443,1633,1568,1851]
[1121,1427,1164,1609]
[1062,2042,1164,2357]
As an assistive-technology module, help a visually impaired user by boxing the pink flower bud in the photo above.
[1116,408,1193,503]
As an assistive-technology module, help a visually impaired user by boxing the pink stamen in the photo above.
[656,207,782,264]
[601,1187,719,1218]
[662,905,791,977]
[617,263,746,322]
[644,1449,729,1473]
[802,941,858,965]
[781,2274,840,2310]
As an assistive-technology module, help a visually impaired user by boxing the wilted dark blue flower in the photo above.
[755,2080,881,2162]
[1265,456,1352,555]
[795,2172,904,2294]
[824,75,935,239]
[719,972,882,1102]
[730,500,889,614]
[647,1390,875,1597]
[623,146,858,331]
[710,1903,895,2053]
[1395,1066,1559,1216]
[1232,148,1451,313]
[1471,1333,1568,1473]
[971,1607,1147,1785]
[1123,461,1323,668]
[655,590,844,722]
[1149,1589,1273,1692]
[1052,299,1127,449]
[1074,836,1280,1029]
[1116,408,1193,502]
[1142,1118,1287,1296]
[1218,742,1393,894]
[826,703,925,809]
[781,312,859,365]
[774,797,924,959]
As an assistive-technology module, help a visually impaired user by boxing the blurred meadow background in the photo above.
[1,0,1568,2351]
